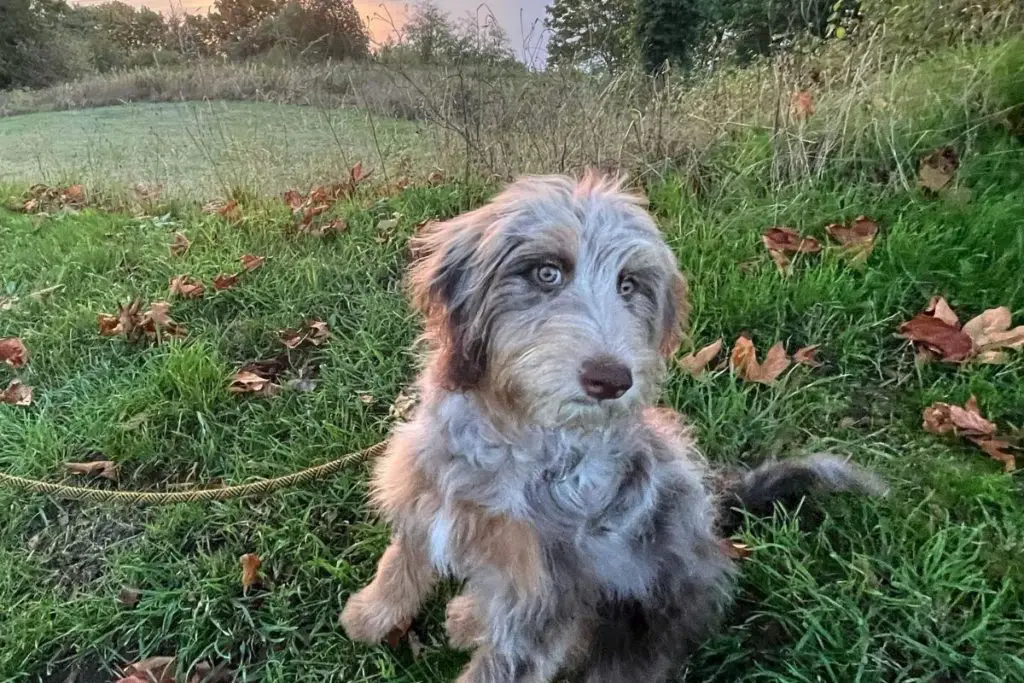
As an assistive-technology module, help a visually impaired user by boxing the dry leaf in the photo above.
[0,337,28,368]
[925,296,960,327]
[283,189,304,211]
[133,182,163,204]
[793,344,822,367]
[825,216,878,265]
[383,617,412,650]
[970,437,1016,473]
[918,146,959,192]
[678,339,723,377]
[407,630,425,660]
[205,199,241,222]
[898,312,973,362]
[962,307,1024,353]
[762,227,820,276]
[427,169,445,186]
[212,274,240,291]
[240,553,262,593]
[64,184,85,204]
[790,90,815,120]
[0,296,16,311]
[65,460,118,480]
[229,371,279,397]
[169,276,205,299]
[98,314,121,336]
[730,337,791,384]
[1,380,32,406]
[389,388,419,422]
[170,233,191,257]
[116,656,176,683]
[119,588,141,608]
[279,320,330,349]
[240,254,265,271]
[358,392,375,405]
[720,539,753,561]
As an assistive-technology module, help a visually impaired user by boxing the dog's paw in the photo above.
[340,589,411,645]
[445,594,483,650]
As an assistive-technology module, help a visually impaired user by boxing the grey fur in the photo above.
[340,172,884,683]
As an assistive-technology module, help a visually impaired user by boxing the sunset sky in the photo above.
[71,1,549,60]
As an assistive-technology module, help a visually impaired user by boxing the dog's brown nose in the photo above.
[579,357,633,401]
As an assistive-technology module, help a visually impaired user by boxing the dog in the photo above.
[340,171,885,683]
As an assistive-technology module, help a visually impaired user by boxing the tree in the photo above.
[245,0,369,61]
[633,0,706,73]
[209,0,285,47]
[0,0,74,88]
[403,1,457,64]
[545,0,635,71]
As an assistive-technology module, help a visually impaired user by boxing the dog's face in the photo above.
[410,172,688,429]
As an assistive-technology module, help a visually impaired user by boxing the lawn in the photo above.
[1,67,1024,683]
[0,101,429,201]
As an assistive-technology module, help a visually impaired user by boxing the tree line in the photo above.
[0,0,519,90]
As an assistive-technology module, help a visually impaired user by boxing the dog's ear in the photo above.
[658,271,690,358]
[407,210,491,389]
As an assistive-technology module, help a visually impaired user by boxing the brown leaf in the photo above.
[925,296,960,327]
[283,189,304,211]
[117,657,176,683]
[730,337,791,384]
[240,553,262,594]
[793,344,822,367]
[98,314,122,336]
[922,396,996,438]
[678,339,723,377]
[1,380,33,406]
[969,437,1016,473]
[145,301,186,338]
[169,276,205,300]
[240,254,265,271]
[229,371,279,397]
[204,199,241,222]
[279,320,330,350]
[64,184,85,205]
[212,274,240,291]
[118,588,141,608]
[389,388,419,422]
[763,227,822,254]
[898,313,973,362]
[383,617,412,650]
[825,216,878,265]
[790,90,815,120]
[170,233,191,257]
[962,307,1024,353]
[0,337,28,368]
[918,146,959,192]
[65,460,118,480]
[720,538,753,561]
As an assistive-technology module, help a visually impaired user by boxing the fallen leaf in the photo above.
[0,337,28,368]
[170,233,191,256]
[204,199,241,222]
[240,553,262,594]
[925,296,960,327]
[0,296,16,311]
[383,618,412,650]
[1,380,32,406]
[962,307,1024,353]
[283,189,304,211]
[145,301,186,338]
[65,460,118,480]
[790,90,815,120]
[133,182,163,204]
[678,339,723,377]
[918,146,959,192]
[389,388,419,422]
[169,276,205,299]
[898,311,973,362]
[427,169,445,186]
[357,392,375,405]
[970,437,1016,473]
[720,538,753,560]
[64,184,85,204]
[229,371,279,397]
[279,320,330,349]
[240,255,265,271]
[212,274,240,291]
[825,216,878,265]
[377,218,399,232]
[730,337,792,384]
[793,344,822,367]
[116,657,176,683]
[118,588,141,608]
[762,227,821,276]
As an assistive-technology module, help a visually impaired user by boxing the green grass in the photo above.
[0,101,430,201]
[1,48,1024,683]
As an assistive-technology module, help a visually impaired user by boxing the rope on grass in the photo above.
[0,441,388,505]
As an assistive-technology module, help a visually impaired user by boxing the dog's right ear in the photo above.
[407,209,490,390]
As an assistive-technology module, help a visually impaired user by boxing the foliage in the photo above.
[239,0,369,62]
[0,0,77,88]
[633,0,707,72]
[545,0,635,71]
[379,1,517,67]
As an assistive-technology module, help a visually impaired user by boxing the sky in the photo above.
[72,1,550,63]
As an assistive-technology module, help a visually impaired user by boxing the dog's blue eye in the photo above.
[618,276,637,297]
[533,264,563,287]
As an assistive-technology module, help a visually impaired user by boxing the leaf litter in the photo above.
[923,396,1017,472]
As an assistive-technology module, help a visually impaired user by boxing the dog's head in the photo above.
[408,171,688,429]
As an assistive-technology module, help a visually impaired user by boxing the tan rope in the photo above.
[0,441,388,505]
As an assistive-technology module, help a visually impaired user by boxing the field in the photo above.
[1,33,1024,683]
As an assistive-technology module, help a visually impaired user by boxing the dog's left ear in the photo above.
[659,271,690,358]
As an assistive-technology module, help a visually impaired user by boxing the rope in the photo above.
[0,441,388,505]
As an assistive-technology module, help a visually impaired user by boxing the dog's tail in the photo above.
[715,454,887,535]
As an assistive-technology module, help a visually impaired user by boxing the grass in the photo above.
[1,26,1023,683]
[1,122,1023,681]
[0,101,430,201]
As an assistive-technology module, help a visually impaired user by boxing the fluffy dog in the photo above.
[340,171,884,683]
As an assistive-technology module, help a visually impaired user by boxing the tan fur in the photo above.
[446,593,484,650]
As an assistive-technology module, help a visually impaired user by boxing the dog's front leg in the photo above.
[456,586,580,683]
[340,533,436,644]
